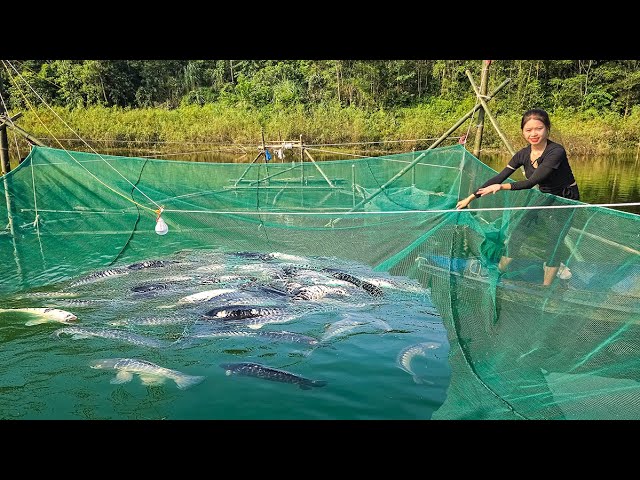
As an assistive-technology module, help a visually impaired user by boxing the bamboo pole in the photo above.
[465,70,516,156]
[0,124,8,175]
[326,78,512,227]
[247,164,300,186]
[0,102,9,175]
[304,149,334,187]
[234,151,264,186]
[472,60,491,158]
[0,112,23,129]
[261,128,269,177]
[569,226,640,256]
[5,122,46,147]
[300,135,305,186]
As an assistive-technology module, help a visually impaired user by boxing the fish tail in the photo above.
[412,375,434,385]
[174,374,205,390]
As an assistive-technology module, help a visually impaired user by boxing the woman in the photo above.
[455,108,580,286]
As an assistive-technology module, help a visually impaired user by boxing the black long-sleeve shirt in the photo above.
[474,140,576,197]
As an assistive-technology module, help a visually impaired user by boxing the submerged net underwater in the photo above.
[0,144,638,419]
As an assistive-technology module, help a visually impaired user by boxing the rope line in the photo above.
[21,201,639,216]
[26,137,464,149]
[304,147,372,158]
[305,137,463,147]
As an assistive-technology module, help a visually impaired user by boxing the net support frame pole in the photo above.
[465,70,516,157]
[472,60,491,159]
[304,149,334,188]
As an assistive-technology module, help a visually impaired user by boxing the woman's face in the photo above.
[522,118,548,146]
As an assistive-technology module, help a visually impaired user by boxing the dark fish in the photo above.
[220,362,327,390]
[131,283,169,294]
[203,305,285,321]
[282,264,323,276]
[323,269,383,297]
[126,259,174,270]
[230,251,271,261]
[69,268,129,287]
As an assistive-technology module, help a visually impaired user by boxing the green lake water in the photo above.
[0,249,450,420]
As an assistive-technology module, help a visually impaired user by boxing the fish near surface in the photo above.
[220,362,327,390]
[91,358,204,390]
[203,305,299,330]
[396,341,442,384]
[53,326,168,348]
[69,268,129,287]
[177,288,237,304]
[126,259,176,270]
[0,307,78,325]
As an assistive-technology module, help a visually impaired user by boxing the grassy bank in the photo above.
[7,103,640,165]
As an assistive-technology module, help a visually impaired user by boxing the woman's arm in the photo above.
[508,164,555,190]
[456,166,516,209]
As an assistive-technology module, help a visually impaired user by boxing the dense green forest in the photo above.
[2,60,640,158]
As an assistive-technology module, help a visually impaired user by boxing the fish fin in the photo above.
[139,375,165,386]
[175,375,205,390]
[24,318,47,326]
[111,371,134,384]
[299,384,312,390]
[311,380,328,388]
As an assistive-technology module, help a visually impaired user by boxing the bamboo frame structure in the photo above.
[325,77,512,227]
[228,137,339,191]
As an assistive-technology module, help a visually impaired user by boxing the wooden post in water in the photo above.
[472,60,491,159]
[300,134,304,186]
[261,127,269,178]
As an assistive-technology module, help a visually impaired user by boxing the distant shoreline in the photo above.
[7,105,640,167]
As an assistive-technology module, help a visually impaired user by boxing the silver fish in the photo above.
[191,328,318,345]
[321,319,367,342]
[18,291,80,299]
[194,264,225,273]
[177,288,237,304]
[69,268,129,287]
[360,276,427,294]
[0,307,78,325]
[265,252,311,263]
[220,361,327,390]
[255,330,319,345]
[396,342,442,384]
[109,316,192,327]
[47,298,105,308]
[292,285,349,301]
[91,358,204,390]
[53,326,168,348]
